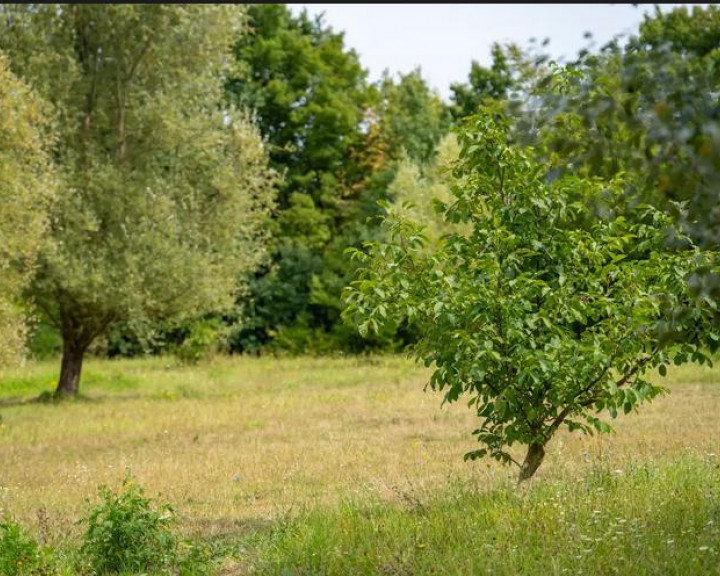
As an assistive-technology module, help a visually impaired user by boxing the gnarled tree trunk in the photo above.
[55,309,95,396]
[518,442,546,482]
[56,338,87,395]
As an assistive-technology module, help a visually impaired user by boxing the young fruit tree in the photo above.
[344,113,718,481]
[0,5,276,395]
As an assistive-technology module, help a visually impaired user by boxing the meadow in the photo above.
[0,355,719,575]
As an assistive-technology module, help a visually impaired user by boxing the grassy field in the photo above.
[0,355,719,574]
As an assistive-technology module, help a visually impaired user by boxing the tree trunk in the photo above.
[56,339,87,396]
[518,442,546,482]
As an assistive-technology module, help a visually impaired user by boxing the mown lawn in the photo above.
[0,355,719,575]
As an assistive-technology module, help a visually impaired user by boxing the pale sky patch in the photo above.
[288,3,705,100]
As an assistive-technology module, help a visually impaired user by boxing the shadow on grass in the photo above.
[0,386,212,408]
[0,390,146,408]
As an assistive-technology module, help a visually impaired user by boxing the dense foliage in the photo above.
[222,4,371,353]
[0,517,45,576]
[523,5,720,263]
[224,5,449,353]
[344,113,718,480]
[0,5,276,393]
[0,53,54,372]
[449,43,517,119]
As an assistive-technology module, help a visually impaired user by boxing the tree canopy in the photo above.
[0,52,54,371]
[224,5,451,353]
[521,5,720,252]
[345,113,718,481]
[449,43,522,120]
[0,5,276,393]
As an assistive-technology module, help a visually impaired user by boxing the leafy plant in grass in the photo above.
[0,518,44,576]
[174,318,222,366]
[344,112,718,481]
[80,475,177,574]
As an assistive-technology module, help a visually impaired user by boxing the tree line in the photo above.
[1,4,718,408]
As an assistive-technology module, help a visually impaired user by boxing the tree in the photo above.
[0,5,276,394]
[225,4,372,352]
[638,4,720,56]
[521,5,720,288]
[482,6,720,329]
[344,113,717,481]
[630,5,720,257]
[387,133,460,248]
[225,9,451,353]
[227,4,370,210]
[0,52,54,371]
[290,69,453,352]
[373,69,451,166]
[449,43,519,120]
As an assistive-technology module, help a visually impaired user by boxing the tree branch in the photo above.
[544,344,654,439]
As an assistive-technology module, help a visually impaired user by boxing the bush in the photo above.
[79,475,177,575]
[26,321,62,360]
[174,319,222,365]
[265,321,403,356]
[0,518,44,576]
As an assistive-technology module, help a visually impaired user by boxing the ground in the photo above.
[0,355,719,574]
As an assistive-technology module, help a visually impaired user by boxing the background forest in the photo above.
[1,4,718,374]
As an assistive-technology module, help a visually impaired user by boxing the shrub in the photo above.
[79,475,177,575]
[0,518,43,576]
[174,319,222,365]
[27,321,62,361]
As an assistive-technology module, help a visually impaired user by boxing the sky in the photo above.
[287,3,703,101]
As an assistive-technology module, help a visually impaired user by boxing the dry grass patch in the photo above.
[0,355,718,544]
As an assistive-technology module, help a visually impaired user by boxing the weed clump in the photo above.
[79,475,177,575]
[0,518,44,576]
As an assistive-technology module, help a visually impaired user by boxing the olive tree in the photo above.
[344,113,718,481]
[0,5,276,394]
[0,52,54,371]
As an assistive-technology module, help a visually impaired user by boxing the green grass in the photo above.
[0,355,416,401]
[249,457,720,576]
[0,359,143,400]
[1,355,719,575]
